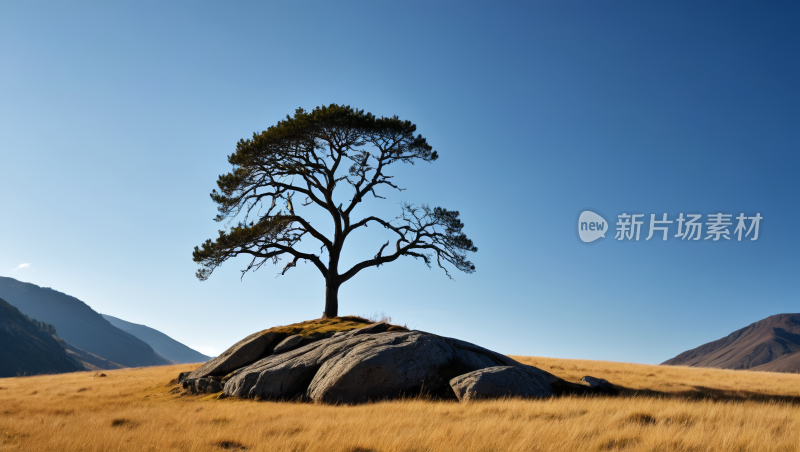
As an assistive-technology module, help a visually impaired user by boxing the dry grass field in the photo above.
[2,356,800,452]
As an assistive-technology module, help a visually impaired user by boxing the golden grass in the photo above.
[2,356,800,452]
[261,316,407,338]
[513,356,800,403]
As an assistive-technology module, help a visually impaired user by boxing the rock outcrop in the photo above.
[185,317,389,381]
[272,335,304,355]
[449,366,559,401]
[307,331,519,404]
[182,376,222,394]
[185,331,286,380]
[181,319,619,404]
[580,376,619,395]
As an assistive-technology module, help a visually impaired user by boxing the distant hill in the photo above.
[0,297,84,377]
[102,314,210,363]
[663,314,800,373]
[0,277,172,368]
[62,342,126,371]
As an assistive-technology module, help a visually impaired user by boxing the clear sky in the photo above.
[1,1,797,362]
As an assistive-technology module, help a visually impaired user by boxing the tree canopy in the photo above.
[193,104,477,318]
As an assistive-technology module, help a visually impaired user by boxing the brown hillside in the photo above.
[663,313,800,372]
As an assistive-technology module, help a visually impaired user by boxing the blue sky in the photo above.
[1,1,797,362]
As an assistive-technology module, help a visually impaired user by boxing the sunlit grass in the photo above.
[261,316,407,339]
[1,357,799,451]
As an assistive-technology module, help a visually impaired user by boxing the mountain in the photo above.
[0,297,84,377]
[102,314,210,363]
[62,342,126,371]
[662,314,800,372]
[0,277,172,368]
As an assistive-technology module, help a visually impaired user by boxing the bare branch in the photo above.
[194,104,470,319]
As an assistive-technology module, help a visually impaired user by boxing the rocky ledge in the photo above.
[178,321,617,404]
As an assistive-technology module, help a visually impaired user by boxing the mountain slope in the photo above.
[102,314,210,363]
[62,342,126,371]
[663,314,800,372]
[0,277,171,368]
[0,297,84,377]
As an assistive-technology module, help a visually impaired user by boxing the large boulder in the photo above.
[449,366,560,401]
[184,319,388,382]
[185,330,287,380]
[203,321,620,404]
[224,329,524,403]
[223,329,378,400]
[272,335,304,355]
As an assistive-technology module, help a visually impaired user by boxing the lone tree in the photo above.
[193,104,477,318]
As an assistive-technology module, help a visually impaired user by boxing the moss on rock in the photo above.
[260,316,407,339]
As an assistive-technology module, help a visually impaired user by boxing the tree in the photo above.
[193,104,477,318]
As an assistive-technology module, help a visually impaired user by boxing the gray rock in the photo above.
[223,329,514,404]
[273,335,304,355]
[219,328,606,404]
[351,322,390,336]
[308,332,527,404]
[182,377,223,394]
[223,330,360,400]
[449,366,559,401]
[581,375,619,395]
[186,330,287,380]
[177,371,191,383]
[308,331,454,403]
[306,331,521,403]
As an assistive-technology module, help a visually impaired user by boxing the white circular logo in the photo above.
[578,211,607,243]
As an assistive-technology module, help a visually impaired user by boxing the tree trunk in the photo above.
[323,279,339,319]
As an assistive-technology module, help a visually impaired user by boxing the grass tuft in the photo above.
[110,418,136,428]
[626,412,657,425]
[597,437,639,450]
[214,439,247,450]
